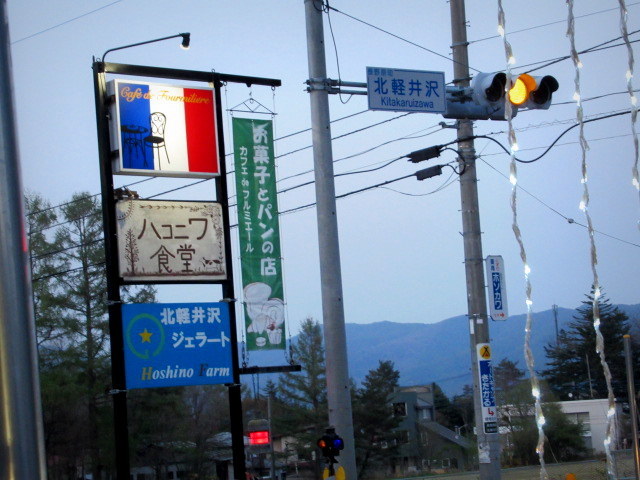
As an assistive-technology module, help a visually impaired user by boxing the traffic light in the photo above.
[317,427,344,460]
[444,71,558,120]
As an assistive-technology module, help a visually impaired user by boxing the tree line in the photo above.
[26,191,640,479]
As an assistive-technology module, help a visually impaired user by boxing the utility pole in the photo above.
[303,2,357,480]
[553,304,559,345]
[449,1,502,478]
[0,2,47,477]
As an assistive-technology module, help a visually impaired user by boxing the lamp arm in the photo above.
[101,33,189,62]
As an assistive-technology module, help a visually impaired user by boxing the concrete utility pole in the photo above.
[303,2,357,480]
[0,1,48,478]
[449,1,502,478]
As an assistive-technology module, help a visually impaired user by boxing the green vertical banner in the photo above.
[232,118,285,351]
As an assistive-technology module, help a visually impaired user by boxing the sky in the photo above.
[5,0,640,351]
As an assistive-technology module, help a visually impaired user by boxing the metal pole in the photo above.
[303,2,356,480]
[553,304,559,346]
[92,61,130,479]
[269,394,276,480]
[0,1,47,477]
[586,353,594,399]
[213,81,247,480]
[449,1,501,478]
[624,335,640,480]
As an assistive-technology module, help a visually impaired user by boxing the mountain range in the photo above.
[244,303,640,397]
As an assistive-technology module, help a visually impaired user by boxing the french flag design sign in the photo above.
[109,80,220,178]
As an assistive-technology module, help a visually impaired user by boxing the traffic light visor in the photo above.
[508,74,536,106]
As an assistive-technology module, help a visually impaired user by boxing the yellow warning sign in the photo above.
[322,466,345,480]
[478,344,491,359]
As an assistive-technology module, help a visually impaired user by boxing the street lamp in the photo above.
[101,32,190,62]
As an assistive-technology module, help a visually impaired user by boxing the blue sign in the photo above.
[477,343,498,434]
[122,302,233,389]
[479,359,496,409]
[366,67,445,113]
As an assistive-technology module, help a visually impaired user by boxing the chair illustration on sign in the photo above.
[121,124,148,168]
[144,112,169,168]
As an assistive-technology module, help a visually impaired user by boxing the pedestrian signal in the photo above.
[317,427,344,460]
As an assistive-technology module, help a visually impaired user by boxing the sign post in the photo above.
[366,67,445,113]
[476,343,497,435]
[93,60,280,480]
[485,255,508,321]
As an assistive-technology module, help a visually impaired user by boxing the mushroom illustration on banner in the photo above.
[244,282,284,347]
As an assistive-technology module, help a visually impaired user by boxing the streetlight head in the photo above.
[180,33,191,50]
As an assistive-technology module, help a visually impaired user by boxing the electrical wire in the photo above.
[325,4,480,73]
[478,156,640,248]
[11,1,123,45]
[324,0,352,104]
[471,110,631,164]
[522,29,640,74]
[469,2,640,45]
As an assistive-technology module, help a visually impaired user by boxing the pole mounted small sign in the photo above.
[485,255,508,321]
[121,302,233,389]
[476,343,498,434]
[366,67,445,113]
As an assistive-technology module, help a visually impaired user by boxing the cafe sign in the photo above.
[115,199,226,283]
[108,80,220,178]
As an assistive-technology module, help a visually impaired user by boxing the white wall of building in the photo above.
[559,398,623,454]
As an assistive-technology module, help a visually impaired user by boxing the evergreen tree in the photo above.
[451,384,475,437]
[542,292,638,400]
[352,360,401,480]
[433,383,464,430]
[493,358,526,406]
[276,318,328,480]
[27,192,156,478]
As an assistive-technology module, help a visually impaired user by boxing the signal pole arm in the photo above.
[449,1,502,479]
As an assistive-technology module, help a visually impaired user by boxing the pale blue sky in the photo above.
[6,1,640,344]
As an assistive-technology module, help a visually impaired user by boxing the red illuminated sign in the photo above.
[249,430,270,445]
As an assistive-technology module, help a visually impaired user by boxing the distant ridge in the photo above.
[242,304,640,397]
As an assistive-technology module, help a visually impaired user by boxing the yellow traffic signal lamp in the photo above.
[508,74,536,105]
[508,74,559,109]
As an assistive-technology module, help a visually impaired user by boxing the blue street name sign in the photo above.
[122,302,233,389]
[366,67,445,113]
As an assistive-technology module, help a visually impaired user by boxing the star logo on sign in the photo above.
[139,328,153,343]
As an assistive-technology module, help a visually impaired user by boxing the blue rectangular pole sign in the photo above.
[476,343,498,434]
[121,302,233,389]
[485,255,508,321]
[366,67,445,113]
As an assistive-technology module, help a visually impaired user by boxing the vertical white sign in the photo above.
[485,255,508,321]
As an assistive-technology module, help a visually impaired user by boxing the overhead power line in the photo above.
[325,3,480,73]
[478,157,640,249]
[11,1,123,44]
[468,2,640,45]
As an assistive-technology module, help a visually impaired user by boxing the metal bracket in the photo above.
[108,389,127,395]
